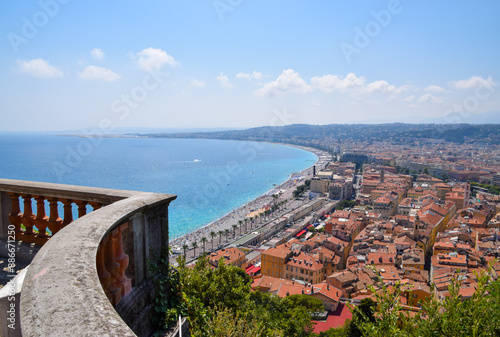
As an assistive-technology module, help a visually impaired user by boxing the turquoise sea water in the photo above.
[0,134,317,239]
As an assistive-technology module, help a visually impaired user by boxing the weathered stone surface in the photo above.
[20,192,175,337]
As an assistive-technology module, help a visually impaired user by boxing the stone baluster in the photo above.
[61,199,73,228]
[76,200,88,218]
[34,196,49,245]
[8,193,24,240]
[21,195,36,243]
[96,242,112,300]
[112,222,132,297]
[47,197,63,236]
[103,234,122,306]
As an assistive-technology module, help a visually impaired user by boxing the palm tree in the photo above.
[218,230,224,245]
[232,224,238,238]
[248,217,253,232]
[210,231,216,250]
[182,244,188,258]
[201,237,207,254]
[238,220,243,235]
[225,229,230,241]
[191,240,198,256]
[272,193,279,206]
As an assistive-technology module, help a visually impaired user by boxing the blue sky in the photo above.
[1,0,499,131]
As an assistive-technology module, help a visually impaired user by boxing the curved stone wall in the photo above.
[20,192,175,336]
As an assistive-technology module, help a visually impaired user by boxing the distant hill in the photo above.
[135,123,500,148]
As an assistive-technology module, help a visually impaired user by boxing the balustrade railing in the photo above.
[0,178,136,247]
[5,193,104,246]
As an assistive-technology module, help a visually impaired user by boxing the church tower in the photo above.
[413,215,420,238]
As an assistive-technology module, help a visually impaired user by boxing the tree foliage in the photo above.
[337,200,358,210]
[158,255,323,336]
[284,294,325,313]
[294,180,311,198]
[470,181,500,196]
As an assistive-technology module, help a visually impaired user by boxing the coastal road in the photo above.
[171,194,312,265]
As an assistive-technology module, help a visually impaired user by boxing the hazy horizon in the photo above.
[1,1,499,131]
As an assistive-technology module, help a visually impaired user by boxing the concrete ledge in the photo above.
[20,192,176,337]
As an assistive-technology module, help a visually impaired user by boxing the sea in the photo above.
[0,134,318,239]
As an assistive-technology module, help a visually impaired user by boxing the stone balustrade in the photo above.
[0,178,139,246]
[0,179,176,337]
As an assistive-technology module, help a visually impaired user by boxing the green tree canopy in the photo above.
[160,255,320,336]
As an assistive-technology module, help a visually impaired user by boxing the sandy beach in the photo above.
[169,144,331,256]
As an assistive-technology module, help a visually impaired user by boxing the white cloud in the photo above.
[402,95,414,102]
[17,58,63,79]
[311,100,321,106]
[90,48,105,60]
[418,93,445,104]
[136,47,179,72]
[448,76,495,89]
[78,65,120,82]
[310,73,366,93]
[255,69,312,96]
[424,85,448,93]
[217,73,233,88]
[364,80,397,94]
[190,79,205,88]
[311,73,410,96]
[393,84,413,94]
[236,71,264,80]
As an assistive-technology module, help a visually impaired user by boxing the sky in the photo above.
[1,0,499,132]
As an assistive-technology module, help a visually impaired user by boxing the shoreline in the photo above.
[169,143,331,250]
[55,131,329,248]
